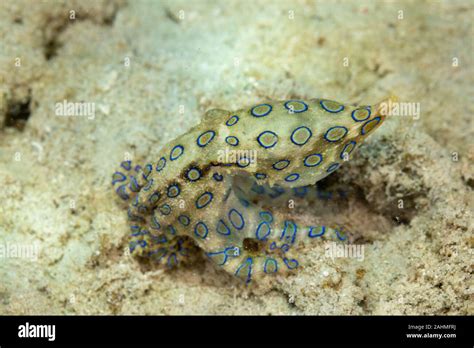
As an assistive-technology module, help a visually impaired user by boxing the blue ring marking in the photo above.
[116,184,129,200]
[142,179,153,192]
[213,173,223,181]
[259,211,273,223]
[167,184,180,198]
[228,208,245,230]
[186,167,202,181]
[324,126,348,142]
[361,116,382,135]
[115,185,129,200]
[320,100,344,113]
[196,130,216,147]
[251,103,272,117]
[280,244,290,253]
[280,220,297,244]
[304,153,323,167]
[273,159,290,170]
[159,204,171,215]
[129,176,141,192]
[308,226,326,238]
[167,225,176,235]
[111,171,126,185]
[283,257,299,270]
[351,107,371,122]
[270,242,277,250]
[225,136,239,146]
[170,145,184,161]
[156,157,166,171]
[207,246,238,266]
[290,126,312,146]
[143,179,154,192]
[151,216,161,230]
[293,186,308,197]
[178,214,190,226]
[226,115,239,126]
[129,239,147,253]
[257,131,278,149]
[327,162,340,173]
[132,195,141,211]
[284,100,308,113]
[130,227,148,237]
[285,173,300,182]
[206,247,235,266]
[335,228,347,241]
[237,157,251,168]
[194,222,209,239]
[196,191,213,209]
[264,258,279,274]
[167,253,178,268]
[255,173,267,180]
[142,163,153,180]
[207,250,228,266]
[256,221,271,240]
[235,257,253,284]
[340,141,357,160]
[177,238,189,256]
[120,160,132,171]
[216,219,231,235]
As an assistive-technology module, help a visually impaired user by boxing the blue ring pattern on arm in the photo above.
[273,159,290,170]
[225,115,239,126]
[196,130,216,147]
[290,126,312,146]
[251,104,272,117]
[170,145,184,161]
[285,173,300,182]
[225,136,239,146]
[256,221,271,240]
[156,157,166,171]
[340,141,357,160]
[228,208,245,230]
[194,221,209,239]
[326,162,340,173]
[320,100,344,113]
[196,192,214,209]
[115,96,392,284]
[284,100,308,113]
[351,107,371,122]
[361,116,382,135]
[257,131,278,149]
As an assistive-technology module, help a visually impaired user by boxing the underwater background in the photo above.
[0,0,472,314]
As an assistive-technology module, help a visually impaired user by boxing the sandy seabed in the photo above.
[0,0,472,315]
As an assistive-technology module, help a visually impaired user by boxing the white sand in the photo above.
[0,0,472,314]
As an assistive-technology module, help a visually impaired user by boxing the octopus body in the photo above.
[112,97,394,283]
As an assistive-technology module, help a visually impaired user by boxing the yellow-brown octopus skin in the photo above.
[112,97,395,283]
